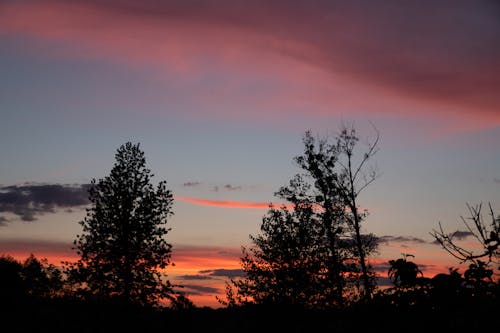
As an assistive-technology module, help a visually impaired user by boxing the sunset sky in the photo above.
[1,0,499,308]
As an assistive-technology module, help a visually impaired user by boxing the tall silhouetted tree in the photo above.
[67,142,175,307]
[223,126,379,308]
[333,125,380,298]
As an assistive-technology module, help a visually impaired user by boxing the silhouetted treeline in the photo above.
[1,132,499,332]
[0,270,498,333]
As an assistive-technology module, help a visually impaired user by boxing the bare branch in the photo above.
[430,203,500,268]
[352,130,380,183]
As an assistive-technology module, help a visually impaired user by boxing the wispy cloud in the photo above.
[178,274,214,281]
[431,230,474,245]
[199,268,245,278]
[450,230,474,240]
[212,184,243,192]
[2,0,499,130]
[183,181,202,187]
[0,183,90,222]
[169,245,242,276]
[174,196,272,209]
[181,284,220,296]
[379,235,429,245]
[0,216,8,226]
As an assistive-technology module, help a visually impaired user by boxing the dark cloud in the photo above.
[199,269,245,278]
[451,230,474,240]
[0,183,90,222]
[183,181,202,187]
[223,184,242,191]
[432,230,474,245]
[494,178,500,184]
[0,216,8,226]
[216,249,242,257]
[376,276,393,288]
[379,235,428,245]
[372,261,391,274]
[178,274,214,281]
[212,184,243,192]
[373,259,435,278]
[182,284,220,296]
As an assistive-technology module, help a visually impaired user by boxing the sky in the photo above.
[1,0,500,308]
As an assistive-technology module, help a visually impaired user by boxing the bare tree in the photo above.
[333,124,380,299]
[431,203,499,272]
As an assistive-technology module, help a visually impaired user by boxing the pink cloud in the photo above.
[174,195,277,210]
[1,1,499,133]
[169,245,241,275]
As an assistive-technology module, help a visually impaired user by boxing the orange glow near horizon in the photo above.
[0,240,471,308]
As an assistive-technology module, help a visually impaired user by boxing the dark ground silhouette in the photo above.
[1,296,498,333]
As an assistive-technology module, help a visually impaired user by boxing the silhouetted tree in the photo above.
[66,142,176,307]
[333,125,380,298]
[0,255,24,305]
[431,203,499,275]
[21,254,63,298]
[0,254,64,305]
[388,254,423,288]
[429,268,464,302]
[224,126,379,308]
[224,201,326,307]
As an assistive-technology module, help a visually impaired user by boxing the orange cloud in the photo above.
[168,245,243,308]
[174,196,276,210]
[174,196,371,215]
[169,245,241,275]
